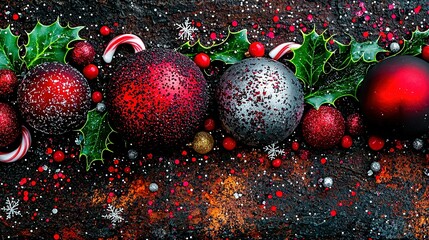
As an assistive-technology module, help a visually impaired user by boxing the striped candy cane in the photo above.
[269,42,301,60]
[0,126,32,163]
[102,34,146,63]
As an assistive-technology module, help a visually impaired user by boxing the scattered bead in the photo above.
[370,161,381,172]
[322,177,333,188]
[127,149,138,160]
[248,42,265,57]
[194,53,211,69]
[389,42,400,53]
[149,183,159,192]
[96,102,106,113]
[100,25,111,36]
[413,138,424,150]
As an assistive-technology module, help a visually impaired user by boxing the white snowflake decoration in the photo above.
[102,204,124,225]
[174,17,198,41]
[263,142,285,160]
[1,197,22,219]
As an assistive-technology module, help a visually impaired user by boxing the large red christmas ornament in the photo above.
[302,105,345,149]
[107,48,208,149]
[359,55,429,136]
[18,62,91,135]
[0,69,18,98]
[0,102,20,147]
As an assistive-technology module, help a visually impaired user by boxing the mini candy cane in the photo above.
[0,126,32,163]
[269,42,301,60]
[102,34,146,63]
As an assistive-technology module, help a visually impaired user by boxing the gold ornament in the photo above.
[192,131,214,154]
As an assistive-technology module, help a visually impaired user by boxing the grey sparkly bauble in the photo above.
[370,161,381,172]
[413,138,424,150]
[149,183,159,192]
[127,149,138,160]
[216,58,304,146]
[96,102,106,112]
[322,177,333,188]
[389,42,400,53]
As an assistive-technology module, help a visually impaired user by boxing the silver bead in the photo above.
[370,161,381,172]
[389,42,400,53]
[413,138,424,150]
[149,183,159,192]
[96,102,106,112]
[322,177,333,188]
[127,149,138,160]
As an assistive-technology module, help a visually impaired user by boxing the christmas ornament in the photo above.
[104,35,208,149]
[191,131,214,155]
[0,102,20,147]
[302,105,345,149]
[370,161,381,172]
[389,42,400,53]
[0,69,18,98]
[423,45,429,62]
[322,177,333,188]
[70,41,95,66]
[359,55,429,136]
[222,136,237,151]
[346,113,365,136]
[149,183,159,192]
[127,149,138,160]
[413,138,424,150]
[367,135,385,151]
[18,62,92,135]
[217,57,304,146]
[0,126,31,163]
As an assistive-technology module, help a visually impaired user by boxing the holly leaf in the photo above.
[22,18,83,69]
[289,29,334,87]
[350,37,387,62]
[78,109,115,171]
[394,28,429,56]
[305,63,369,109]
[0,26,21,71]
[177,28,250,64]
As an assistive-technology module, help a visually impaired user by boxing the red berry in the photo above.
[271,158,282,168]
[83,64,99,80]
[0,69,18,98]
[0,102,20,147]
[330,209,337,217]
[291,141,299,151]
[222,136,236,151]
[422,45,429,62]
[53,150,65,162]
[194,53,211,69]
[302,105,345,149]
[71,41,96,66]
[368,135,385,151]
[204,118,216,131]
[341,135,353,148]
[248,42,265,57]
[12,13,19,21]
[100,26,111,36]
[92,91,103,103]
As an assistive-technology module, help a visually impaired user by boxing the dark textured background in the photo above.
[0,0,428,239]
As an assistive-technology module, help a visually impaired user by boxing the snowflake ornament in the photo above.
[102,204,124,225]
[1,197,22,219]
[263,142,285,160]
[174,17,198,41]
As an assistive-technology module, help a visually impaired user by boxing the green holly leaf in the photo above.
[305,63,369,109]
[394,28,429,56]
[0,26,21,71]
[23,18,83,69]
[350,37,387,62]
[78,109,115,171]
[177,28,250,64]
[289,29,334,87]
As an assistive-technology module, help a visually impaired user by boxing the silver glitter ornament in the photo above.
[413,138,424,150]
[127,149,138,160]
[389,42,400,53]
[216,58,304,146]
[96,102,106,112]
[322,177,333,188]
[149,183,159,192]
[370,161,381,172]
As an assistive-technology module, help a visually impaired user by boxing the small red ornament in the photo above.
[291,141,299,151]
[53,150,65,162]
[222,136,236,151]
[194,53,211,69]
[302,105,345,149]
[204,118,216,131]
[341,135,353,149]
[346,113,365,136]
[100,26,111,36]
[0,69,18,98]
[0,102,20,147]
[359,55,429,136]
[248,42,265,57]
[92,91,103,103]
[83,64,99,80]
[422,45,429,62]
[271,158,282,168]
[17,62,91,135]
[71,41,96,66]
[368,135,385,151]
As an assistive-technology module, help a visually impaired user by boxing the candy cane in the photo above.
[269,42,301,60]
[0,126,32,163]
[102,34,146,63]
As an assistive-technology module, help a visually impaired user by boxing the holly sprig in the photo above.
[177,28,250,65]
[0,18,83,72]
[78,109,115,171]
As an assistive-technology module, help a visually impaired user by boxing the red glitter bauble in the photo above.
[107,48,208,149]
[18,62,91,135]
[359,55,429,136]
[302,105,345,149]
[0,69,18,98]
[71,41,96,66]
[0,102,20,147]
[346,113,365,136]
